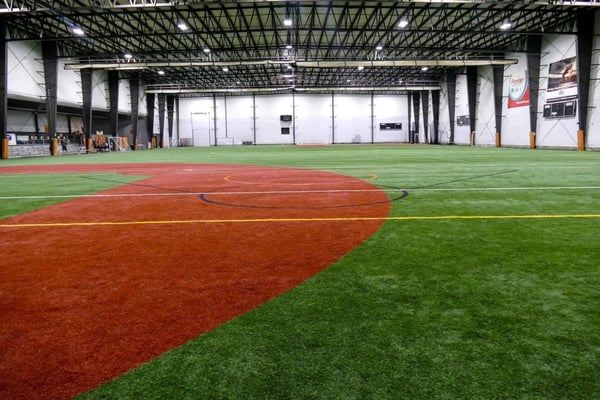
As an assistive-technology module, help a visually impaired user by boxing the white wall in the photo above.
[536,34,579,149]
[177,96,214,146]
[295,94,332,144]
[91,70,109,110]
[475,66,496,146]
[57,58,83,106]
[7,41,44,101]
[225,96,255,144]
[175,93,413,146]
[255,94,294,145]
[118,79,131,113]
[333,94,372,143]
[373,95,408,143]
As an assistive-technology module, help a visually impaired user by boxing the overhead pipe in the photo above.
[145,85,441,94]
[64,58,518,71]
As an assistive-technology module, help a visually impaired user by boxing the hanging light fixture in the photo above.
[500,18,513,30]
[398,17,409,28]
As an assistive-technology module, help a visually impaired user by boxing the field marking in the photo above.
[2,185,600,200]
[2,213,599,228]
[223,173,379,184]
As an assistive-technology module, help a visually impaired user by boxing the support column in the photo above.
[407,92,412,143]
[158,93,165,148]
[175,96,180,147]
[81,69,93,152]
[0,18,7,159]
[493,65,504,147]
[167,95,175,146]
[412,91,420,143]
[108,70,119,138]
[252,94,257,145]
[331,92,335,144]
[292,91,296,145]
[467,66,477,146]
[431,90,440,144]
[146,93,155,148]
[212,94,218,146]
[129,75,139,149]
[527,35,542,149]
[447,70,456,144]
[421,90,429,143]
[42,41,58,155]
[576,10,594,151]
[370,92,375,143]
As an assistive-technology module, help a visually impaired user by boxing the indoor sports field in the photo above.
[1,144,599,400]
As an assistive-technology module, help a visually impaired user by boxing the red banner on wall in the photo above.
[508,71,530,109]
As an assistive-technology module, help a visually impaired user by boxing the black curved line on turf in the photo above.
[197,187,408,210]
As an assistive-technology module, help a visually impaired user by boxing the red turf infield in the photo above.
[0,163,391,399]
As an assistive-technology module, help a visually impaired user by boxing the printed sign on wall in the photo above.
[508,70,530,108]
[546,56,578,103]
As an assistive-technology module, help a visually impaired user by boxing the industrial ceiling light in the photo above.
[375,44,383,51]
[177,21,188,31]
[203,47,211,53]
[398,17,409,28]
[421,66,429,71]
[157,70,165,75]
[123,53,133,59]
[357,65,364,71]
[283,17,292,27]
[222,66,229,72]
[500,18,513,30]
[72,27,84,36]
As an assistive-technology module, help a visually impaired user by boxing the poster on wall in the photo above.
[546,56,578,103]
[508,70,529,108]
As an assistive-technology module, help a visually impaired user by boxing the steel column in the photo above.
[0,18,7,159]
[167,95,175,146]
[146,93,155,147]
[158,93,165,148]
[422,90,429,143]
[467,66,477,146]
[412,91,420,143]
[527,35,542,145]
[407,92,412,143]
[130,75,139,149]
[576,10,595,149]
[108,70,119,137]
[493,65,504,147]
[447,70,456,145]
[431,90,440,145]
[81,69,93,152]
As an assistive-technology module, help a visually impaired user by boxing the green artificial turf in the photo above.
[0,173,144,219]
[2,145,599,399]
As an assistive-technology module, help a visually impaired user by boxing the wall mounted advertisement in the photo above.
[546,56,578,103]
[508,70,529,108]
[543,56,578,119]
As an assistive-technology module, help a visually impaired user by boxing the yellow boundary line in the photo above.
[2,214,599,228]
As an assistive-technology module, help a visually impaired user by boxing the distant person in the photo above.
[60,134,68,152]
